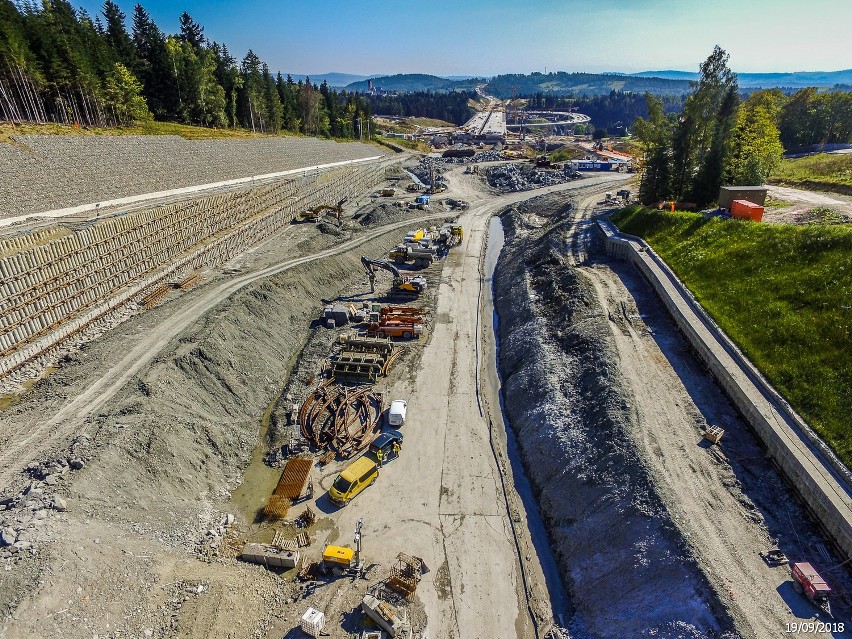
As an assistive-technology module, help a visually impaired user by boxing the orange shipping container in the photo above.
[730,199,764,222]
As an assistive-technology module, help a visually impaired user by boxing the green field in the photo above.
[611,206,852,467]
[770,153,852,195]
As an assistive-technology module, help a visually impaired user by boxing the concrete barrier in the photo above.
[597,219,852,560]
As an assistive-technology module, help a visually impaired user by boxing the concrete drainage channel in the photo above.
[596,220,852,565]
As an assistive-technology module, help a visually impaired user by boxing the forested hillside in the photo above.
[487,71,692,97]
[345,74,480,93]
[366,91,476,126]
[0,0,372,137]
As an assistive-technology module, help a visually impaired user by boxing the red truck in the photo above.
[791,562,832,616]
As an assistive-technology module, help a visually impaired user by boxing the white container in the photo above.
[300,608,325,638]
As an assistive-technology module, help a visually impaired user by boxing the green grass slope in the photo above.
[611,206,852,466]
[770,153,852,196]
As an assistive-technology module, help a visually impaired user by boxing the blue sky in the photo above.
[77,0,851,76]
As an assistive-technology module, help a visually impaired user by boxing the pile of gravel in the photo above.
[0,135,387,218]
[486,163,582,192]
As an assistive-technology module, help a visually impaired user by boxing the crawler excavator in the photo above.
[361,257,426,296]
[297,197,348,225]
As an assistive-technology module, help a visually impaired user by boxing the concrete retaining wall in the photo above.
[597,220,852,560]
[0,157,398,377]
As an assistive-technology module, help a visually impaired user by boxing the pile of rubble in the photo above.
[439,151,505,164]
[486,163,582,192]
[409,158,447,190]
[471,151,505,163]
[0,433,95,560]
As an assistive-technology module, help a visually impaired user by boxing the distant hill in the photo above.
[335,69,852,97]
[485,72,692,97]
[633,69,852,88]
[285,72,372,87]
[346,74,481,93]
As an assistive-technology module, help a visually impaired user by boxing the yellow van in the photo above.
[329,456,378,506]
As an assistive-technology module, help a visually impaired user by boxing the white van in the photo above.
[388,400,407,427]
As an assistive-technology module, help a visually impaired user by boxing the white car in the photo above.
[388,400,408,427]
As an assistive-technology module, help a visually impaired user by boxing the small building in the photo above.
[718,186,767,210]
[569,159,612,172]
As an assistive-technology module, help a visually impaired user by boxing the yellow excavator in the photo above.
[297,197,347,225]
[361,257,426,295]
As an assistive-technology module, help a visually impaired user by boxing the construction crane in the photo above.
[360,256,426,295]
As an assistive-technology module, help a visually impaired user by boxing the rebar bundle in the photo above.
[299,380,384,459]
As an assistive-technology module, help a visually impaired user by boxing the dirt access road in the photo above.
[569,192,850,638]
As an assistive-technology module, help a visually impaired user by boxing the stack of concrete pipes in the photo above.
[0,158,398,378]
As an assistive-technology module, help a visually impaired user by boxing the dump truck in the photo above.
[388,243,436,268]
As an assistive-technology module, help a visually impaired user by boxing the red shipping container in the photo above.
[731,199,764,222]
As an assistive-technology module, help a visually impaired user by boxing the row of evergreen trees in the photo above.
[366,91,476,127]
[0,0,373,137]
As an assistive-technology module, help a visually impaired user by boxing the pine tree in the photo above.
[132,3,178,119]
[178,12,205,49]
[277,73,298,131]
[634,93,673,204]
[237,49,266,131]
[101,1,136,69]
[210,42,241,128]
[262,63,282,133]
[670,46,738,201]
[691,84,739,205]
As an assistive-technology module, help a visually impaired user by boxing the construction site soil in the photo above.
[2,152,850,639]
[492,193,852,638]
[0,201,444,637]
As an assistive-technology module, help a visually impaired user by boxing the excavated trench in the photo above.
[492,195,736,639]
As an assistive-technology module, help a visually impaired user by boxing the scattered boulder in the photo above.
[49,495,67,512]
[1,527,17,546]
[69,458,85,470]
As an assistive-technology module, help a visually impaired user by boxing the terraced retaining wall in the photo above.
[0,157,397,378]
[597,219,852,561]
